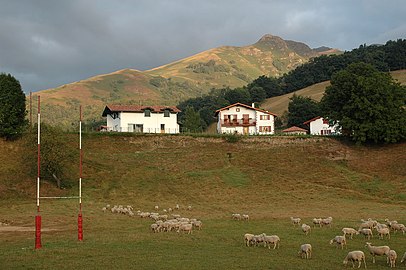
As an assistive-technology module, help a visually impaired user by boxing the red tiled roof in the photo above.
[102,104,181,117]
[303,116,322,125]
[282,126,308,133]
[214,102,277,116]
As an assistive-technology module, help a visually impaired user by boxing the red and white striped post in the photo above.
[35,96,42,249]
[78,105,83,241]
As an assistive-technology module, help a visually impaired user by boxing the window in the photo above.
[164,109,170,117]
[236,108,240,112]
[321,129,331,135]
[144,109,151,117]
[135,124,143,133]
[111,112,119,119]
[260,115,270,120]
[259,126,271,132]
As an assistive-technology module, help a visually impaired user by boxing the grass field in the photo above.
[0,134,405,269]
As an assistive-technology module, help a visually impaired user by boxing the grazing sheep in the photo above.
[175,204,180,210]
[187,205,192,210]
[390,223,405,234]
[192,220,202,230]
[387,250,397,268]
[298,244,312,259]
[177,223,193,234]
[400,251,406,265]
[342,227,359,239]
[150,223,159,233]
[232,213,241,220]
[343,250,366,269]
[242,214,249,221]
[290,217,301,226]
[330,235,347,249]
[376,226,390,240]
[322,217,333,227]
[263,234,280,249]
[244,233,254,247]
[365,242,390,264]
[251,234,265,247]
[301,224,311,235]
[312,218,322,228]
[154,205,159,210]
[358,228,373,240]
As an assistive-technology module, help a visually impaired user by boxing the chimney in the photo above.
[252,103,255,108]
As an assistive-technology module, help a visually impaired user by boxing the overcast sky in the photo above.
[0,0,405,93]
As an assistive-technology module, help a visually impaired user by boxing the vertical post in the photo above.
[35,96,42,249]
[78,105,83,241]
[30,92,32,128]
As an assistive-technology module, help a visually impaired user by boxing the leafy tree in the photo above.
[24,124,76,188]
[224,87,251,105]
[287,94,321,129]
[321,62,406,144]
[0,73,27,140]
[248,86,267,103]
[248,75,282,98]
[182,106,204,133]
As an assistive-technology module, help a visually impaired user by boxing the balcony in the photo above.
[221,119,256,127]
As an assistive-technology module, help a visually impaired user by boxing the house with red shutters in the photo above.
[215,103,277,135]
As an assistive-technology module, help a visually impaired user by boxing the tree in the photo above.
[224,87,251,105]
[248,75,282,98]
[287,94,321,129]
[182,106,204,133]
[320,62,406,144]
[248,86,267,103]
[0,73,27,140]
[24,124,76,188]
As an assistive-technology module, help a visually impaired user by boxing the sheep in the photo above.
[301,224,311,235]
[290,217,301,226]
[342,227,359,239]
[343,250,367,269]
[365,242,390,264]
[175,204,180,210]
[312,218,322,227]
[390,223,405,234]
[177,223,193,234]
[298,244,312,259]
[263,234,280,249]
[154,205,159,210]
[400,251,406,265]
[232,213,241,220]
[322,217,333,227]
[358,228,373,240]
[376,226,390,240]
[192,220,202,230]
[150,223,159,233]
[187,205,192,211]
[387,249,397,268]
[251,234,265,247]
[242,214,249,221]
[330,235,347,249]
[244,233,254,247]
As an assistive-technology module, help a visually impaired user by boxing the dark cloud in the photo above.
[0,0,405,93]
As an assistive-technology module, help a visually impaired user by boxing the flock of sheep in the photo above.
[102,203,405,268]
[242,216,405,268]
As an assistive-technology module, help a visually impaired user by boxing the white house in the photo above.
[303,116,341,135]
[102,105,181,134]
[215,103,277,135]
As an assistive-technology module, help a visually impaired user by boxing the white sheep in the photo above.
[263,234,280,249]
[150,223,159,233]
[232,213,241,220]
[290,217,301,226]
[342,227,359,239]
[312,218,322,228]
[390,223,405,234]
[242,214,249,221]
[322,217,333,227]
[376,226,390,239]
[251,234,265,247]
[400,251,406,265]
[154,205,159,210]
[301,224,311,235]
[343,250,366,269]
[177,223,193,234]
[244,233,254,247]
[365,242,390,264]
[298,244,312,259]
[330,235,347,249]
[175,204,180,210]
[387,249,397,268]
[187,205,192,210]
[358,228,373,240]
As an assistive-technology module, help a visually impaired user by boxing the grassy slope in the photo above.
[261,69,406,116]
[0,134,405,269]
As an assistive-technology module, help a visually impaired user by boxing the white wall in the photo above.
[107,111,179,133]
[310,118,340,135]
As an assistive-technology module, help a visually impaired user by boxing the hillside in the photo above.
[30,34,337,127]
[261,69,406,116]
[1,134,405,269]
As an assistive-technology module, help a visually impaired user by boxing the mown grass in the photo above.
[0,134,405,269]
